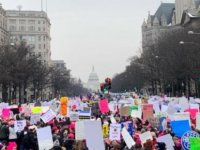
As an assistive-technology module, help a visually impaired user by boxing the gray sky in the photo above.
[1,0,174,83]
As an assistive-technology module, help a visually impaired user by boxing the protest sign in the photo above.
[148,117,159,128]
[99,99,109,114]
[110,117,117,123]
[14,120,26,132]
[60,97,68,116]
[196,113,200,130]
[190,138,200,150]
[171,120,191,137]
[75,121,85,140]
[121,127,135,149]
[142,104,153,120]
[120,106,130,116]
[69,112,79,121]
[84,121,105,150]
[41,109,56,123]
[156,134,175,150]
[172,112,191,126]
[152,102,160,113]
[79,110,91,120]
[139,131,153,144]
[190,104,199,111]
[30,114,41,125]
[32,107,42,114]
[2,108,10,118]
[181,131,200,150]
[185,109,198,119]
[161,105,168,112]
[102,123,109,138]
[109,124,121,141]
[37,126,53,150]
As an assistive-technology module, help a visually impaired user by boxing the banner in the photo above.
[99,99,109,114]
[142,104,153,120]
[109,124,121,141]
[121,127,135,149]
[41,109,56,123]
[84,121,105,150]
[37,126,53,150]
[14,120,26,132]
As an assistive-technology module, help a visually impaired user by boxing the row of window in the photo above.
[10,35,48,43]
[9,25,46,32]
[9,19,46,25]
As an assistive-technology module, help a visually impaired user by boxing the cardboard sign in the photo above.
[30,114,41,125]
[139,131,153,144]
[156,134,175,150]
[84,121,105,150]
[32,107,42,114]
[121,127,135,149]
[37,126,53,150]
[75,121,85,140]
[99,99,109,114]
[14,120,26,132]
[142,104,153,120]
[109,124,121,141]
[41,109,56,123]
[120,106,130,116]
[172,112,191,126]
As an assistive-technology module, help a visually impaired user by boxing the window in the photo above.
[44,44,45,49]
[9,26,16,31]
[21,36,36,42]
[43,21,45,24]
[38,36,41,41]
[28,26,35,31]
[9,19,16,24]
[38,20,41,24]
[19,26,26,31]
[43,36,45,41]
[38,44,41,49]
[43,27,45,31]
[19,20,26,24]
[28,20,35,24]
[38,52,41,57]
[38,27,41,31]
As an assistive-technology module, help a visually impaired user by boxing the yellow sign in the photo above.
[32,107,42,114]
[102,123,109,138]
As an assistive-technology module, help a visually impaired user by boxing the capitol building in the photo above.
[85,67,100,92]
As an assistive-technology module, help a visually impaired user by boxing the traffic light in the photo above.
[100,83,105,92]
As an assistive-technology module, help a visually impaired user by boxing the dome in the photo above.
[86,67,100,91]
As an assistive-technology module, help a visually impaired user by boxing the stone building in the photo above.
[86,67,100,92]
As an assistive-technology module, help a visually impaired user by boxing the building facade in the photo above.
[52,60,66,71]
[6,10,51,65]
[86,67,100,92]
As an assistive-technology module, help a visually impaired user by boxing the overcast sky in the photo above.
[1,0,174,83]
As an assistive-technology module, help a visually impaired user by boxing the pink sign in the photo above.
[2,108,10,118]
[99,99,109,114]
[185,109,199,119]
[142,104,153,120]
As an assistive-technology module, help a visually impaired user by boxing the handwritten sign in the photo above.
[14,120,26,132]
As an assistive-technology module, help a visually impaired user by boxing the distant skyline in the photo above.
[1,0,175,82]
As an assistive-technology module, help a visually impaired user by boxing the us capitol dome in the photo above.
[86,67,100,92]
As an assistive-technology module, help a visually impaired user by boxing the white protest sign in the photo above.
[14,120,26,132]
[75,121,85,140]
[109,124,121,141]
[152,102,160,113]
[30,114,41,125]
[172,112,191,125]
[69,112,79,121]
[110,117,117,124]
[37,126,53,150]
[121,127,135,149]
[196,113,200,130]
[41,109,56,123]
[139,131,153,144]
[161,105,168,112]
[190,104,199,111]
[84,121,105,150]
[156,134,175,150]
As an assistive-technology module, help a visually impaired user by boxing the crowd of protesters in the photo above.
[0,95,198,150]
